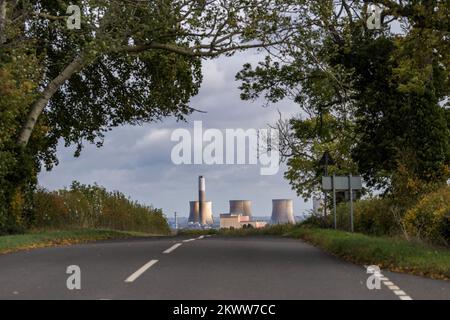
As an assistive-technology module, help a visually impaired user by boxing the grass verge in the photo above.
[290,228,450,280]
[178,225,450,280]
[0,229,162,254]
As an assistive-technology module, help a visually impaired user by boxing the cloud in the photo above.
[39,51,311,218]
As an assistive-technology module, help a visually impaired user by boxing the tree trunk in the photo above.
[0,0,6,44]
[17,54,86,147]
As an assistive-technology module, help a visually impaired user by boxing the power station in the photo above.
[187,176,295,228]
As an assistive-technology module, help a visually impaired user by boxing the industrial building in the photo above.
[219,214,267,229]
[219,200,267,229]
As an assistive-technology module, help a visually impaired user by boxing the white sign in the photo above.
[322,176,363,191]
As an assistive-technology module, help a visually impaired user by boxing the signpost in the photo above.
[322,175,363,231]
[319,151,335,217]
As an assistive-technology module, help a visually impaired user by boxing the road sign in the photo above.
[322,176,362,191]
[319,151,336,166]
[321,175,363,232]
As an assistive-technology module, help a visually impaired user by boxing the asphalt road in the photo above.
[0,235,449,300]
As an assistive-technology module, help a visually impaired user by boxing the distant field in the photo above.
[0,229,163,254]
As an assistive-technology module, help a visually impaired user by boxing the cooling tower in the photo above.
[199,201,214,225]
[271,199,295,224]
[229,200,252,217]
[188,201,200,223]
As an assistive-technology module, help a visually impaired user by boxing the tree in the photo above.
[0,0,299,232]
[237,0,450,196]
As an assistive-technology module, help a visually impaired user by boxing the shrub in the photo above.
[32,182,170,235]
[300,210,332,229]
[403,185,450,246]
[334,197,400,236]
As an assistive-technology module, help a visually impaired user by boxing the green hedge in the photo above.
[32,182,170,235]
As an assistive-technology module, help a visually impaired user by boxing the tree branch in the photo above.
[124,40,286,57]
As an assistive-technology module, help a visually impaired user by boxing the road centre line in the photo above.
[163,243,183,254]
[125,260,159,283]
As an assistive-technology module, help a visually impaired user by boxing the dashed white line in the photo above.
[163,243,183,254]
[387,285,400,290]
[125,259,159,283]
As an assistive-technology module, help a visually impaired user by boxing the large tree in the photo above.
[237,0,450,196]
[0,0,298,232]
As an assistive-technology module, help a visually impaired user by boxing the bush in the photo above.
[300,210,332,229]
[32,182,170,235]
[403,185,450,246]
[335,197,399,236]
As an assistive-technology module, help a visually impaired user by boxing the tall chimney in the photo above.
[199,176,205,223]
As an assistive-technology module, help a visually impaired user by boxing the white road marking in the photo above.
[163,243,182,254]
[383,281,394,286]
[183,239,196,243]
[394,290,407,296]
[388,285,400,290]
[198,235,205,239]
[399,296,413,300]
[125,260,159,283]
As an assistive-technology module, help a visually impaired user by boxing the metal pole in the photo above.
[349,174,354,232]
[324,160,328,217]
[332,174,337,229]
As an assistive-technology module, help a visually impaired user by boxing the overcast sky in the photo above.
[38,50,312,218]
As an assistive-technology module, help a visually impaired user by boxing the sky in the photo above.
[38,50,312,218]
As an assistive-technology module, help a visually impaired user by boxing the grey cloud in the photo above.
[39,51,311,218]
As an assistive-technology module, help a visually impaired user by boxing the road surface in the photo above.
[0,235,449,300]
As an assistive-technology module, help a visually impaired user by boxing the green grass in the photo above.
[0,229,162,254]
[182,225,450,280]
[177,229,219,237]
[290,228,450,280]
